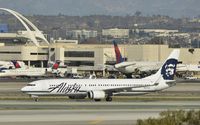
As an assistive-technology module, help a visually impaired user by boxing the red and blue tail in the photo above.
[113,40,124,64]
[11,60,21,68]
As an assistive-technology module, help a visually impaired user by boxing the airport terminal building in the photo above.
[0,42,199,68]
[0,8,199,70]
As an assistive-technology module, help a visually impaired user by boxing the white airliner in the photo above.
[21,49,180,102]
[177,64,200,72]
[0,61,61,78]
[176,64,200,80]
[0,67,47,78]
[0,60,25,70]
[113,41,162,75]
[0,61,14,69]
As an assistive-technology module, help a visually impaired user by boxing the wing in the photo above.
[115,62,136,68]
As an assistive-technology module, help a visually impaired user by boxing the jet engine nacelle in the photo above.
[88,91,105,99]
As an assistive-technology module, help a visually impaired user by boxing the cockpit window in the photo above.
[27,84,36,86]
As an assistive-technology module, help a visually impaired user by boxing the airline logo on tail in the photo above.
[144,49,179,83]
[52,60,61,69]
[161,51,179,80]
[11,60,21,68]
[161,59,178,80]
[113,41,124,63]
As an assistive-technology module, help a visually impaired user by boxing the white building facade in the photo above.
[102,28,129,38]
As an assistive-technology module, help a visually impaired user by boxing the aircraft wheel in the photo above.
[34,98,39,102]
[68,96,75,99]
[106,96,112,102]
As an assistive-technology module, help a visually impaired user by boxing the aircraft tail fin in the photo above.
[52,60,61,69]
[11,60,21,68]
[144,49,180,83]
[113,40,124,64]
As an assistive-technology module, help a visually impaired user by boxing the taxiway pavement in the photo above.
[0,100,199,125]
[0,79,200,125]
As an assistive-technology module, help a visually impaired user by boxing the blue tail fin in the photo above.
[113,40,124,64]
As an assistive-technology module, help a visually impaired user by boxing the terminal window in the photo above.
[65,61,94,66]
[30,53,48,55]
[64,51,94,57]
[0,51,21,54]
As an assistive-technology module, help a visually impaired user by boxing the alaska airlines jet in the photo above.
[113,41,162,75]
[21,49,179,102]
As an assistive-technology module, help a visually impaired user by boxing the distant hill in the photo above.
[0,0,200,18]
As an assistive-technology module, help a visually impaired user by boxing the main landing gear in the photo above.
[106,96,112,102]
[94,97,112,102]
[34,98,39,102]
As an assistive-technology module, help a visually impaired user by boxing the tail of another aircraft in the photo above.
[113,40,124,64]
[11,60,21,68]
[52,60,61,69]
[144,49,180,84]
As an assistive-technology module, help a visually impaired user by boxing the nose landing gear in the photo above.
[30,95,39,102]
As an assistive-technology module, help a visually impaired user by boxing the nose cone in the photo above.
[21,86,28,92]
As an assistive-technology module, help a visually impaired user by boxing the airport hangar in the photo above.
[0,8,199,73]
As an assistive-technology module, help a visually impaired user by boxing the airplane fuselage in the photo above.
[115,61,162,74]
[22,79,154,95]
[21,78,171,97]
[0,67,47,77]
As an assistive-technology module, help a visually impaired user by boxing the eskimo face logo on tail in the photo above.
[161,59,178,80]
